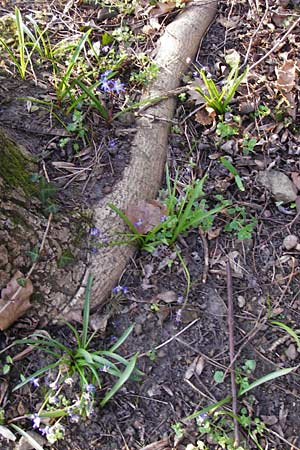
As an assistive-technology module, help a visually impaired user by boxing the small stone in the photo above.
[296,243,300,252]
[257,170,297,203]
[283,235,298,250]
[102,185,112,194]
[237,295,246,308]
[285,343,297,360]
[16,431,46,450]
[134,323,143,336]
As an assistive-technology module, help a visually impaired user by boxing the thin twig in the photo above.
[248,16,300,72]
[139,318,200,358]
[226,260,239,447]
[199,228,209,283]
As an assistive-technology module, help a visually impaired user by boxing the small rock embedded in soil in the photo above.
[257,170,297,203]
[283,234,299,250]
[16,431,46,450]
[285,343,297,360]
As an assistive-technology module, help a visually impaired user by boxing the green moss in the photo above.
[0,129,36,195]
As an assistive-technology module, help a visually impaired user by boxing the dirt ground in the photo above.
[1,0,300,449]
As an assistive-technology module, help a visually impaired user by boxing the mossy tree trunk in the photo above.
[0,128,88,327]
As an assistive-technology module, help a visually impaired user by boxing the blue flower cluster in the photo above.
[99,70,124,94]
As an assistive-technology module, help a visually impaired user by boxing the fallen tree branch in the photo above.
[58,0,218,322]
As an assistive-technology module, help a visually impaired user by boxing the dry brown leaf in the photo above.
[217,15,240,29]
[125,199,167,234]
[0,271,33,330]
[150,0,189,17]
[207,227,222,240]
[184,355,205,380]
[272,8,292,27]
[156,305,170,325]
[276,60,296,93]
[195,106,216,126]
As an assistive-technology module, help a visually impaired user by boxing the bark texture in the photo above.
[59,1,218,322]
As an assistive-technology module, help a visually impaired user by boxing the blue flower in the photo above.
[69,413,80,423]
[160,215,168,222]
[90,227,100,237]
[102,45,110,53]
[134,218,143,227]
[84,383,96,393]
[30,377,39,388]
[100,69,113,82]
[90,247,98,254]
[108,139,117,148]
[175,309,182,325]
[112,79,124,94]
[101,79,115,93]
[31,414,41,429]
[112,285,128,295]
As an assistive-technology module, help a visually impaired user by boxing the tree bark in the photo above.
[0,128,88,326]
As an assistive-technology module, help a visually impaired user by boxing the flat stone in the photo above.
[257,170,297,203]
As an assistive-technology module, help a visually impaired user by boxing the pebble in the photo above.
[285,343,297,360]
[237,295,246,308]
[283,234,298,250]
[134,323,143,336]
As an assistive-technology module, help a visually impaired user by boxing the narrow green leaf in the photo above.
[109,325,134,352]
[100,354,138,407]
[74,79,109,120]
[238,366,297,396]
[81,274,93,348]
[12,361,60,391]
[234,175,245,192]
[271,321,300,349]
[58,30,92,100]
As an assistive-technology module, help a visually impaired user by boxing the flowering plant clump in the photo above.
[11,275,140,444]
[99,70,125,94]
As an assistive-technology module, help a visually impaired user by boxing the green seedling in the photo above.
[223,204,257,240]
[59,109,89,151]
[242,135,257,155]
[10,275,140,444]
[220,157,245,192]
[216,122,239,138]
[194,55,247,115]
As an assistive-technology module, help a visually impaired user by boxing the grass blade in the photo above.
[12,361,61,391]
[100,353,138,407]
[238,366,297,396]
[271,320,300,349]
[81,273,93,348]
[74,79,109,120]
[58,29,91,100]
[109,325,134,352]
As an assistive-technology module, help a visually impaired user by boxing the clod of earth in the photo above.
[58,1,218,323]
